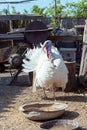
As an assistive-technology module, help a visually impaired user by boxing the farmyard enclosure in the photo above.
[0,14,87,130]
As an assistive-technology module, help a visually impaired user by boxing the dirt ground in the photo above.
[0,71,87,130]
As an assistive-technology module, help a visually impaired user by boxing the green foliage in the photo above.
[31,0,66,26]
[11,6,17,14]
[65,0,87,17]
[31,5,46,16]
[23,9,28,14]
[2,0,86,26]
[30,0,87,20]
[11,6,21,14]
[44,0,66,17]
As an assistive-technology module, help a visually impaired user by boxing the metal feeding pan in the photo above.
[40,119,79,130]
[24,21,53,45]
[19,102,68,121]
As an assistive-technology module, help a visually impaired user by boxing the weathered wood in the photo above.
[0,21,10,33]
[83,20,87,43]
[79,20,87,86]
[79,44,87,85]
[0,34,83,42]
[8,28,25,34]
[8,27,53,33]
[79,45,87,76]
[0,15,43,21]
[74,25,84,35]
[65,61,76,91]
[48,35,83,42]
[0,33,24,41]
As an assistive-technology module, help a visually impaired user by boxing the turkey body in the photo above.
[22,40,68,94]
[35,46,68,91]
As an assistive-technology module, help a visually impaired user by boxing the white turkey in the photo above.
[22,40,69,99]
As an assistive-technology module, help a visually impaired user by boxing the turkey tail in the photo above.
[22,47,42,73]
[22,59,36,72]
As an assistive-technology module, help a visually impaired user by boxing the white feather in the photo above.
[22,40,69,93]
[22,47,43,72]
[35,46,68,90]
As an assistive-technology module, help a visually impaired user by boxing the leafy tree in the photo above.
[65,0,87,17]
[31,5,46,16]
[31,0,66,25]
[2,9,9,15]
[44,0,66,25]
[11,6,17,14]
[45,0,65,17]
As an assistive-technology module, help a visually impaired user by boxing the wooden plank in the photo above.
[48,35,83,42]
[79,20,87,85]
[0,15,43,21]
[0,33,24,41]
[74,25,84,29]
[8,27,53,34]
[8,28,25,34]
[0,34,83,42]
[79,44,87,84]
[83,21,87,43]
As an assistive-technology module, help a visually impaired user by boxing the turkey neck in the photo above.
[45,45,54,61]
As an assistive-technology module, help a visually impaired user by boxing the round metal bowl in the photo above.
[19,102,68,121]
[40,119,79,130]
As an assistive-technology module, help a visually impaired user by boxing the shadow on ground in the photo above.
[0,73,30,113]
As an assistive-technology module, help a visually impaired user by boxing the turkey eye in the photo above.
[46,42,49,45]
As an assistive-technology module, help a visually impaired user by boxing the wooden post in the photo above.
[9,20,14,47]
[79,19,87,86]
[65,61,76,92]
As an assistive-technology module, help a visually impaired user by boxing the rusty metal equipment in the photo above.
[0,46,12,73]
[0,44,26,71]
[8,53,22,68]
[0,46,12,63]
